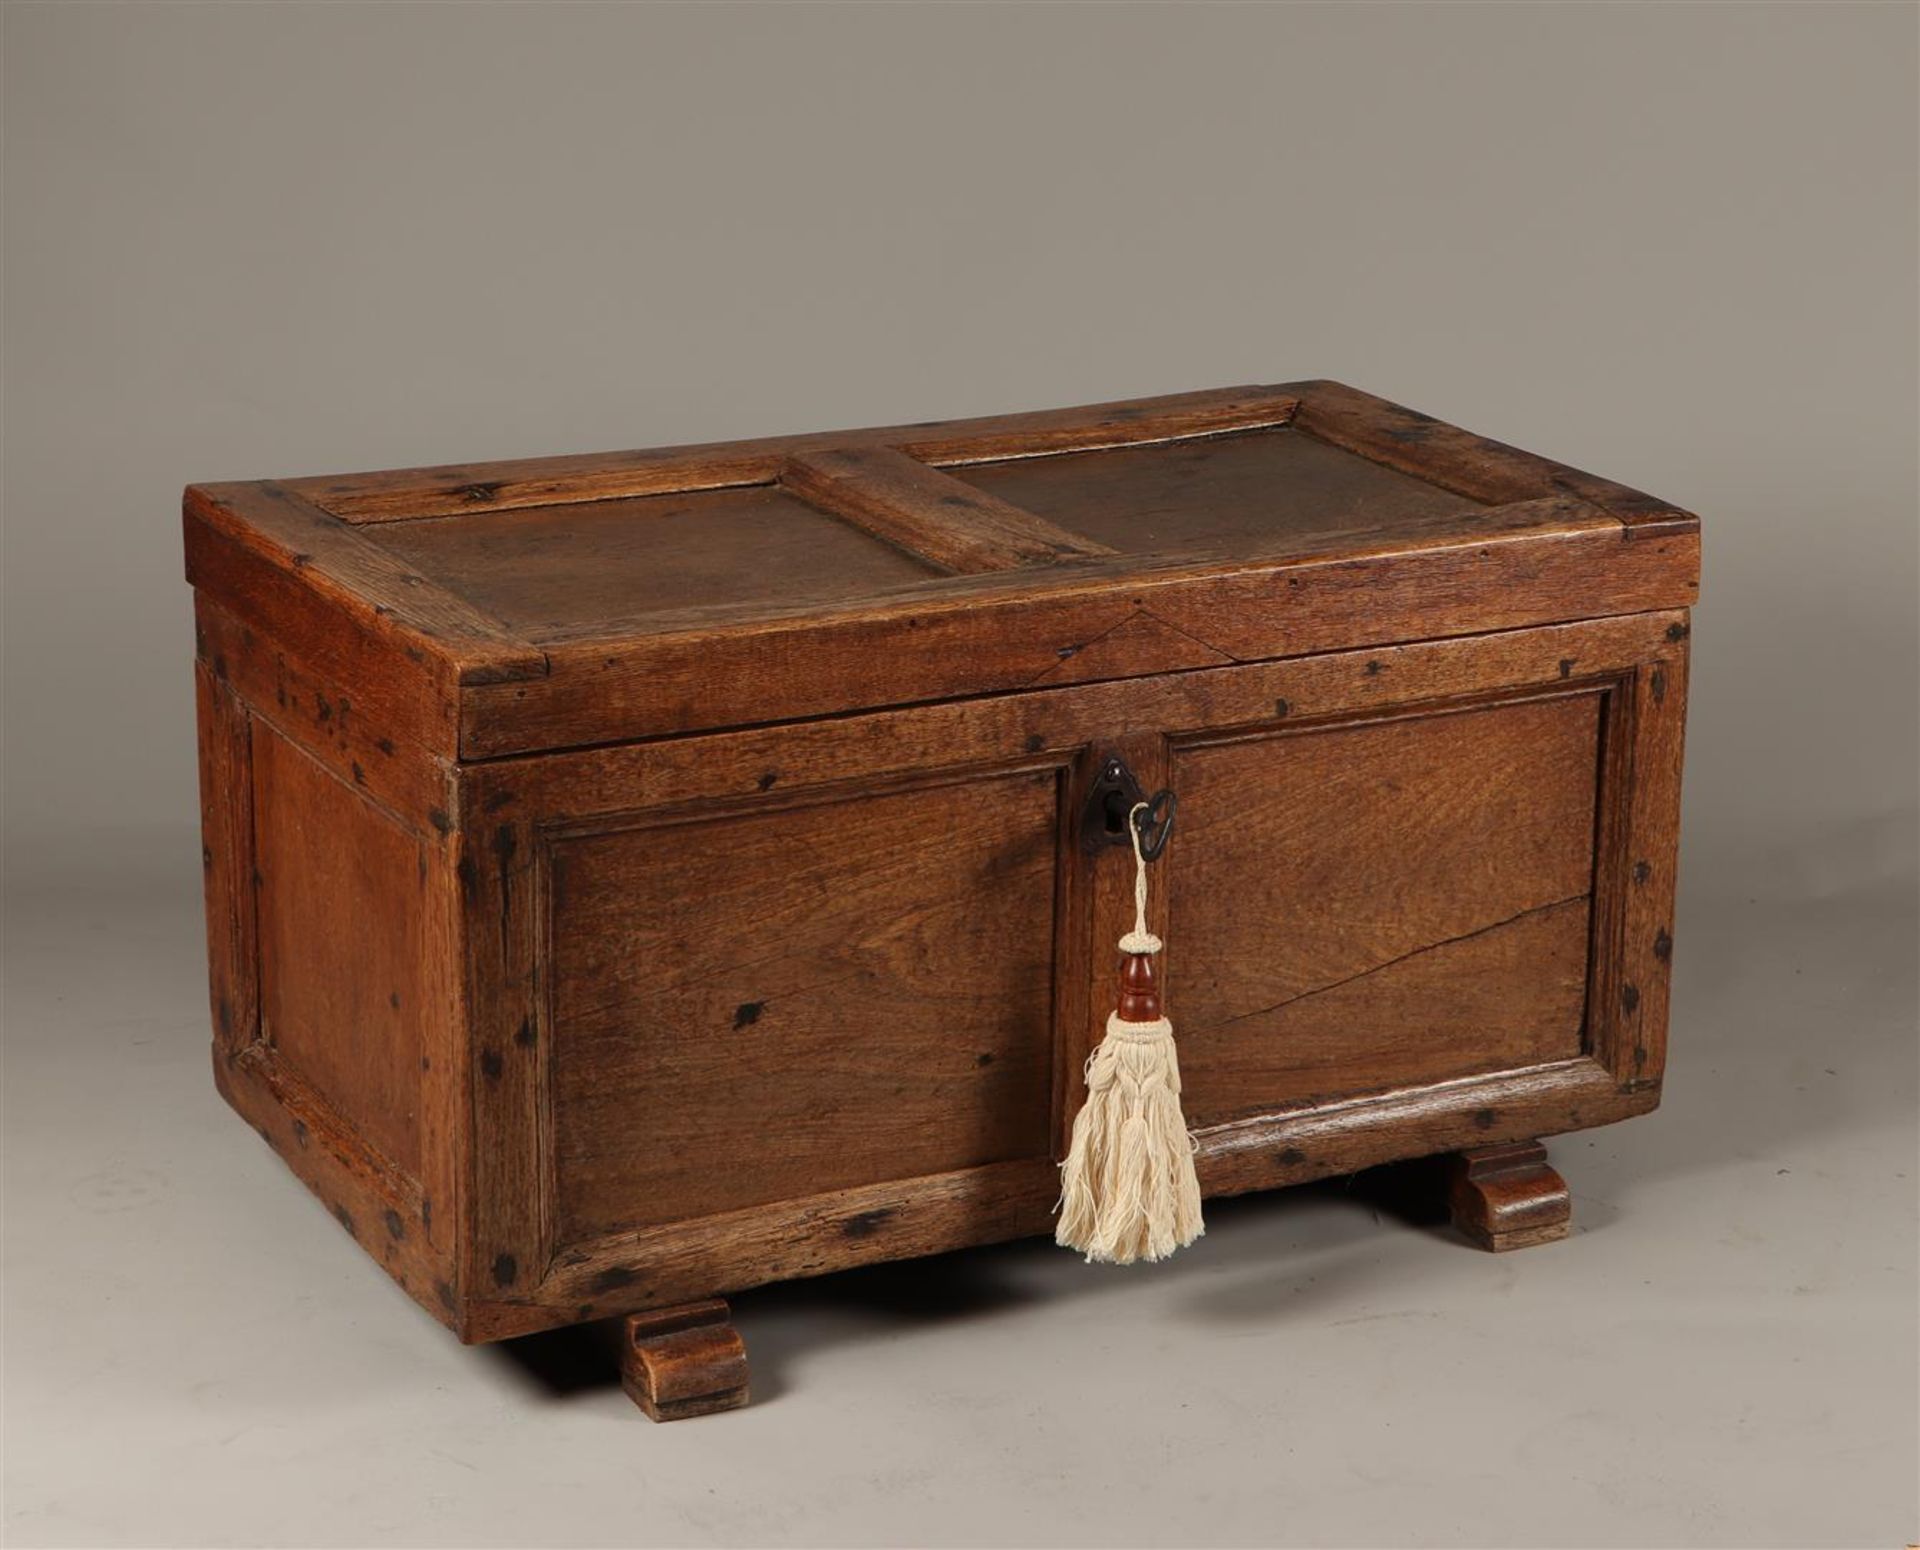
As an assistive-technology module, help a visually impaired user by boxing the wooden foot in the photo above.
[620,1298,748,1421]
[1447,1140,1570,1252]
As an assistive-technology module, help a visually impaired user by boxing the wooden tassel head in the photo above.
[1116,949,1161,1022]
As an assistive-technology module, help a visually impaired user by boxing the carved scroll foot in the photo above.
[1447,1140,1570,1252]
[620,1298,748,1421]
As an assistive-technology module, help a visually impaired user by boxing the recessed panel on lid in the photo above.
[363,484,941,645]
[955,426,1487,559]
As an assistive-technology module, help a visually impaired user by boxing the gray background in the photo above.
[4,3,1915,1546]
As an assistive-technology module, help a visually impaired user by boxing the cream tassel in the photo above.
[1055,802,1203,1264]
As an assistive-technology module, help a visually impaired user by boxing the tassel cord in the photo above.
[1118,801,1162,956]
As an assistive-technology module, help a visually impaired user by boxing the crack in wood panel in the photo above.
[1177,897,1594,1126]
[1185,892,1589,1035]
[1017,605,1237,689]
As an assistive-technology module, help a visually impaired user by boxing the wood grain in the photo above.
[457,811,545,1312]
[451,628,1671,1341]
[194,665,258,1059]
[1590,639,1691,1087]
[189,383,1697,761]
[184,382,1698,1374]
[185,482,547,689]
[461,613,1677,828]
[290,385,1302,522]
[459,516,1696,756]
[201,686,457,1323]
[1178,899,1593,1126]
[1168,692,1601,1125]
[471,1158,1062,1341]
[1290,380,1697,538]
[365,483,938,646]
[353,454,1634,668]
[621,1300,749,1422]
[1447,1140,1572,1251]
[188,385,1697,759]
[780,446,1114,572]
[195,595,454,839]
[1193,1057,1651,1203]
[958,423,1486,558]
[251,724,431,1179]
[465,1059,1655,1341]
[545,771,1060,1240]
[1022,608,1235,687]
[216,1046,447,1319]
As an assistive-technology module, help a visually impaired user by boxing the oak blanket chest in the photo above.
[186,382,1698,1418]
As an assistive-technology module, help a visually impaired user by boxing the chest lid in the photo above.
[184,381,1698,759]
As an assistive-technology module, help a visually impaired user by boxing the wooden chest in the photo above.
[187,382,1698,1418]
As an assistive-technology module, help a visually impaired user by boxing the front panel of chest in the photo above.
[455,610,1686,1334]
[1168,691,1601,1126]
[544,772,1061,1242]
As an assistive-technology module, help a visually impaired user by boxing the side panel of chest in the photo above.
[454,610,1686,1340]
